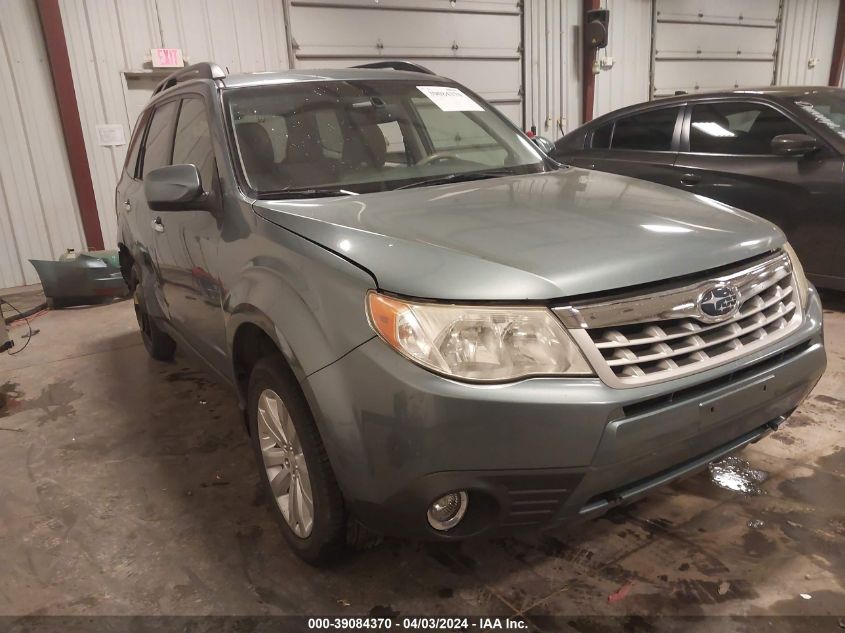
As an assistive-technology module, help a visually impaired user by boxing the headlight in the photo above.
[783,242,810,310]
[366,292,593,381]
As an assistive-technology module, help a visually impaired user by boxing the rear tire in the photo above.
[247,355,347,565]
[129,266,176,361]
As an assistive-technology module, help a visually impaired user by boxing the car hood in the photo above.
[253,168,784,300]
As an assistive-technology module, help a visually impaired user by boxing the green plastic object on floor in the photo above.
[58,249,121,268]
[30,249,128,308]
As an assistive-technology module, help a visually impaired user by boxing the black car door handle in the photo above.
[152,217,165,233]
[680,173,701,186]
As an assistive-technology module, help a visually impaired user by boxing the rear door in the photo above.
[565,106,684,188]
[133,99,179,316]
[674,99,844,281]
[117,109,150,265]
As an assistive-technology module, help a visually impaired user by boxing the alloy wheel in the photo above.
[257,388,314,538]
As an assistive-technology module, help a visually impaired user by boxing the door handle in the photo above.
[680,173,701,186]
[152,217,165,233]
[123,199,131,211]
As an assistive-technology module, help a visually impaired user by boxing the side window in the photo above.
[141,100,179,179]
[173,98,215,190]
[591,122,613,149]
[689,102,805,155]
[124,110,150,178]
[611,107,680,151]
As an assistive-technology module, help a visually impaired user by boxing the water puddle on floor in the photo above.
[708,456,769,495]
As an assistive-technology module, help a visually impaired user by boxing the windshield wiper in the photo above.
[395,169,518,190]
[255,188,355,200]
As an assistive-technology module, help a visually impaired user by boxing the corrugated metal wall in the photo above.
[0,0,85,288]
[523,0,582,136]
[593,0,652,117]
[58,0,290,250]
[3,0,840,290]
[777,0,839,86]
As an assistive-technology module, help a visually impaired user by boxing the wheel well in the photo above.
[118,243,134,287]
[232,323,284,404]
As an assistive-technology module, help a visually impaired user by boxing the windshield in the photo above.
[225,79,550,196]
[792,91,845,140]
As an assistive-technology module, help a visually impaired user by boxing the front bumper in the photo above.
[303,289,826,540]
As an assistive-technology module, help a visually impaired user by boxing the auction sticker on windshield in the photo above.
[417,86,483,112]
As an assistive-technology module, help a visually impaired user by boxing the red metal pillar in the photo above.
[35,0,105,250]
[582,0,600,123]
[830,0,845,86]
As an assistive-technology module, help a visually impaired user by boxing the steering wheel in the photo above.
[417,152,462,167]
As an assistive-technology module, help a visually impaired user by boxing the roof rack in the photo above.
[351,60,435,75]
[152,62,226,96]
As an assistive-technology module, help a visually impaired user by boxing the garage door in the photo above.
[652,0,782,97]
[287,0,523,125]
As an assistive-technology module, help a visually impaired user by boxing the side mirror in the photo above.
[145,164,205,210]
[530,135,555,155]
[771,134,819,157]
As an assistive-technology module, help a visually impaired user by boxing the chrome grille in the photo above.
[555,251,802,388]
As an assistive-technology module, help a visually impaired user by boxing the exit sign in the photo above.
[151,48,184,68]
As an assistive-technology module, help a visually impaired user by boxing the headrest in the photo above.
[236,122,275,168]
[343,124,388,168]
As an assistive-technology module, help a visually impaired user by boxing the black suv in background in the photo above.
[552,87,845,291]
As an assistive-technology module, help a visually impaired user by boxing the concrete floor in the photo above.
[1,285,844,630]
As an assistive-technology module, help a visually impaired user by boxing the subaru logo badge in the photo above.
[698,285,740,321]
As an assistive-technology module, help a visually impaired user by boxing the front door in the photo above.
[136,99,180,317]
[152,96,228,369]
[674,100,845,283]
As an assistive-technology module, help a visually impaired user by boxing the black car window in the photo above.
[173,97,215,190]
[792,92,845,139]
[611,107,679,151]
[141,100,179,179]
[591,122,613,149]
[689,102,804,155]
[124,110,150,178]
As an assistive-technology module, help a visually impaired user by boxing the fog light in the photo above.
[427,491,468,531]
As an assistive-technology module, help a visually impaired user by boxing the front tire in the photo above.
[248,355,346,564]
[129,266,176,361]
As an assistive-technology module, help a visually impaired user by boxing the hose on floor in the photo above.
[3,300,48,325]
[1,298,43,356]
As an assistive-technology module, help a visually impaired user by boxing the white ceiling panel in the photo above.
[289,0,523,124]
[653,60,780,96]
[652,0,782,97]
[655,22,777,61]
[655,0,780,26]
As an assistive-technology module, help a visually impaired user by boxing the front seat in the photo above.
[279,114,337,186]
[235,122,279,191]
[342,123,388,171]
